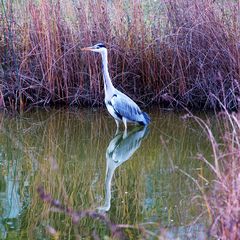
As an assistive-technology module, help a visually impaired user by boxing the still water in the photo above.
[0,108,215,239]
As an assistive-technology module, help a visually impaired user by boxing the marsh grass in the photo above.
[206,112,240,239]
[0,0,240,111]
[180,109,240,239]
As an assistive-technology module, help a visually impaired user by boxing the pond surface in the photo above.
[0,108,216,239]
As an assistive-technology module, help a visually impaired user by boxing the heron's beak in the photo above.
[81,46,94,51]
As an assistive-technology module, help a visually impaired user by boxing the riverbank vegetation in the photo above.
[1,0,240,111]
[206,112,240,239]
[181,110,240,240]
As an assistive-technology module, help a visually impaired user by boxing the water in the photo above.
[0,108,215,239]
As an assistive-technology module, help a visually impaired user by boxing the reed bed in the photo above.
[0,0,240,111]
[206,112,240,240]
[185,110,240,239]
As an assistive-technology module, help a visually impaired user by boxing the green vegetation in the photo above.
[0,0,239,111]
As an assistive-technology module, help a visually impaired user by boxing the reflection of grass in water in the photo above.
[140,122,207,226]
[0,109,215,238]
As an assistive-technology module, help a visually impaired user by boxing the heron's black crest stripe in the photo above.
[113,94,117,97]
[97,43,106,48]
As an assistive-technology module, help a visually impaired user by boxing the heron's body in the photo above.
[81,43,150,131]
[105,90,149,125]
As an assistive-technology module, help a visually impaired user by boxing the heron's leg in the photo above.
[114,119,120,135]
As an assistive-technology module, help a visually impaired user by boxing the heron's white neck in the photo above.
[100,50,114,96]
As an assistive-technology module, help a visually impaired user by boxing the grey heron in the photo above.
[97,126,149,212]
[81,43,150,133]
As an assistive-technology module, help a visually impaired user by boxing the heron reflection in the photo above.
[98,126,149,212]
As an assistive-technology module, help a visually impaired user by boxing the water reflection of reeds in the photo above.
[0,109,215,238]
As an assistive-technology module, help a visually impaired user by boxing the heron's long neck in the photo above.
[101,51,114,95]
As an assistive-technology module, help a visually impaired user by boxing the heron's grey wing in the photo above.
[110,92,142,122]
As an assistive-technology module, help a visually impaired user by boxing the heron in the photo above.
[81,43,150,133]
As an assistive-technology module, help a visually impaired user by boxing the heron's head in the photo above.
[81,43,107,54]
